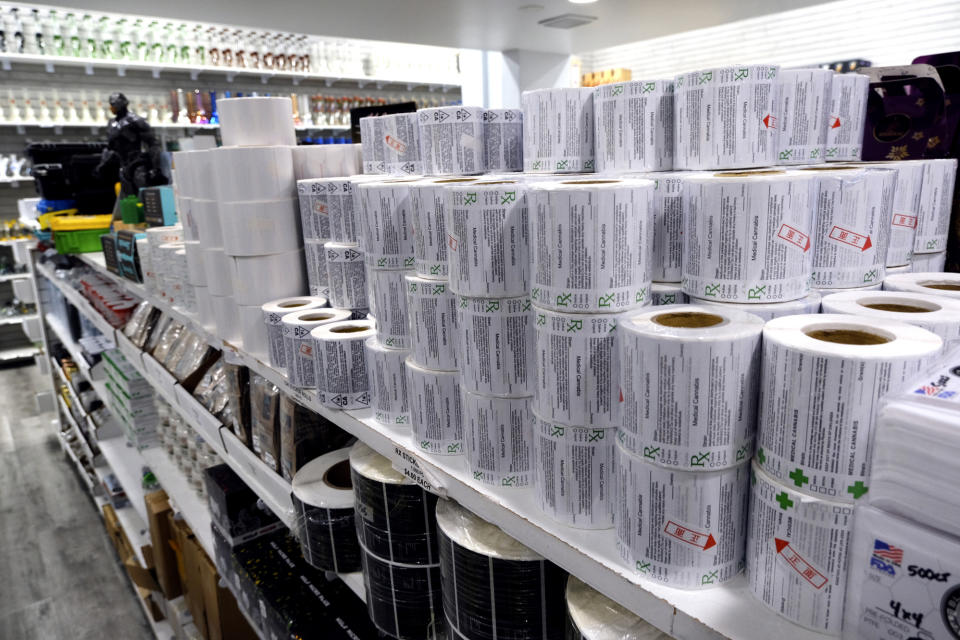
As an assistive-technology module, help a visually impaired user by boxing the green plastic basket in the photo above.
[54,228,111,254]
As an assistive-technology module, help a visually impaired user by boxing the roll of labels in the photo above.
[368,268,411,349]
[405,275,459,371]
[824,73,869,162]
[418,106,486,176]
[456,294,534,397]
[565,575,671,640]
[280,308,350,388]
[593,79,674,173]
[774,68,832,165]
[261,296,328,369]
[522,87,595,173]
[325,241,368,311]
[462,392,533,489]
[482,108,523,173]
[409,177,480,279]
[407,360,463,456]
[313,320,376,409]
[359,179,418,270]
[820,289,960,342]
[365,336,411,427]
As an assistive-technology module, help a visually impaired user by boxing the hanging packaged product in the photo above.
[914,158,958,254]
[757,313,942,501]
[482,108,523,173]
[367,268,411,349]
[409,177,480,279]
[230,249,308,306]
[775,68,832,165]
[262,296,328,369]
[859,160,924,267]
[325,242,368,310]
[360,546,445,640]
[291,448,361,573]
[358,179,418,270]
[296,178,340,241]
[212,145,295,201]
[217,96,296,148]
[593,79,674,173]
[911,251,947,272]
[312,320,376,409]
[446,181,530,297]
[674,64,780,170]
[456,294,534,397]
[884,272,960,300]
[651,283,688,306]
[406,359,463,456]
[682,171,817,303]
[436,499,568,640]
[533,415,617,529]
[820,290,960,342]
[462,392,533,488]
[824,73,869,162]
[616,440,749,588]
[533,307,626,427]
[747,463,853,634]
[364,337,411,428]
[405,275,459,371]
[418,105,486,176]
[281,308,351,388]
[564,575,672,640]
[220,199,303,257]
[304,240,330,299]
[619,306,764,469]
[521,87,596,173]
[361,113,423,176]
[529,178,655,312]
[690,291,822,320]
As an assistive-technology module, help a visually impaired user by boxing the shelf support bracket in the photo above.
[116,67,126,77]
[189,69,200,81]
[84,64,94,75]
[151,67,161,79]
[44,62,55,73]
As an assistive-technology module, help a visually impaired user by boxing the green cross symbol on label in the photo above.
[775,491,794,510]
[756,447,766,464]
[847,481,869,499]
[789,468,809,487]
[636,561,651,573]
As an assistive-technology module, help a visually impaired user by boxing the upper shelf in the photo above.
[0,120,349,132]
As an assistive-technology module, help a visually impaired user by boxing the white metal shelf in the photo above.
[0,313,37,326]
[45,312,94,383]
[0,176,33,185]
[98,435,151,524]
[0,120,350,132]
[58,428,97,491]
[36,261,119,338]
[0,345,39,360]
[0,272,31,282]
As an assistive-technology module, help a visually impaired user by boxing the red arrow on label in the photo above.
[775,538,829,589]
[829,225,872,251]
[831,117,842,129]
[664,520,717,550]
[763,114,776,129]
[777,224,811,252]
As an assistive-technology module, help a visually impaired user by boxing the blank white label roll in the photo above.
[184,240,206,286]
[220,199,303,257]
[533,307,626,427]
[530,179,655,312]
[914,158,958,254]
[456,295,534,397]
[533,415,617,529]
[357,179,417,270]
[239,304,268,358]
[565,575,671,640]
[179,197,198,241]
[231,249,307,306]
[296,179,336,241]
[313,320,376,409]
[884,271,960,299]
[757,313,942,501]
[217,96,296,148]
[824,73,869,162]
[364,337,411,428]
[910,251,946,273]
[616,441,749,588]
[775,68,832,165]
[211,294,240,342]
[747,463,853,634]
[522,88,595,173]
[409,177,480,279]
[367,268,411,349]
[281,308,351,388]
[682,171,816,303]
[689,290,822,320]
[406,359,463,456]
[482,108,523,173]
[404,275,458,371]
[192,199,223,248]
[619,306,764,470]
[821,290,960,342]
[674,64,780,170]
[462,391,532,488]
[418,105,485,176]
[325,242,368,310]
[651,283,688,306]
[594,79,674,173]
[211,145,295,201]
[446,181,530,297]
[262,296,328,369]
[304,240,329,299]
[863,160,924,266]
[204,247,233,296]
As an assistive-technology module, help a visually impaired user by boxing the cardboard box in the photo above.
[145,490,183,599]
[101,503,135,561]
[199,552,258,640]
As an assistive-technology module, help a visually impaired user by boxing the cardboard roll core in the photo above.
[652,311,724,328]
[805,328,891,345]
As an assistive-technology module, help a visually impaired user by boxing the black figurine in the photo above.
[95,92,167,197]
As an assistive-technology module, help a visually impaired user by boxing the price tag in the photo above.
[391,447,447,497]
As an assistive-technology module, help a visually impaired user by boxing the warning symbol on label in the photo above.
[891,214,918,229]
[777,224,811,251]
[663,520,717,550]
[829,226,872,251]
[775,538,828,589]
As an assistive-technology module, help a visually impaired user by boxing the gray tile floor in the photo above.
[0,362,152,640]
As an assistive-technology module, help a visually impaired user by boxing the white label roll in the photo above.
[405,275,458,371]
[530,179,655,311]
[482,108,523,173]
[619,306,764,470]
[824,73,869,162]
[674,64,780,170]
[682,171,816,303]
[594,79,674,173]
[409,177,480,279]
[296,179,338,241]
[363,113,422,176]
[522,88,595,173]
[616,441,749,588]
[325,242,368,310]
[757,313,942,502]
[406,359,463,456]
[820,290,960,342]
[746,463,853,634]
[884,272,960,299]
[533,415,616,529]
[533,307,626,427]
[357,179,417,270]
[910,251,947,272]
[217,97,296,148]
[456,295,534,397]
[212,145,295,201]
[262,296,328,369]
[231,249,308,306]
[360,116,387,175]
[203,247,233,296]
[313,320,376,409]
[651,283,688,306]
[304,240,330,299]
[775,68,832,165]
[417,106,485,176]
[367,268,411,349]
[281,308,351,388]
[364,337,411,428]
[447,181,530,297]
[463,391,533,488]
[861,160,924,267]
[184,240,206,286]
[689,291,822,321]
[914,158,958,254]
[637,171,689,283]
[220,199,303,257]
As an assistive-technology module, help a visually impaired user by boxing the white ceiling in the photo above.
[41,0,836,54]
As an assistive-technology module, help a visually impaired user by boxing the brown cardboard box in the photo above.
[101,503,135,561]
[170,516,208,639]
[198,553,258,640]
[145,490,184,599]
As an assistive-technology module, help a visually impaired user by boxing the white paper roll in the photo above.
[690,291,823,320]
[757,313,942,501]
[858,160,924,266]
[409,177,481,279]
[533,307,626,427]
[530,179,655,311]
[203,247,233,296]
[650,283,688,306]
[367,268,411,349]
[364,338,411,428]
[325,242,367,310]
[619,305,764,469]
[194,286,213,329]
[357,179,418,270]
[155,242,184,303]
[360,113,423,176]
[220,198,303,257]
[179,197,199,242]
[462,391,532,488]
[532,415,616,529]
[456,294,533,397]
[239,304,268,359]
[747,463,853,634]
[360,116,386,175]
[231,249,307,306]
[296,178,343,241]
[184,240,206,286]
[824,73,869,162]
[173,249,193,311]
[914,158,958,254]
[292,144,337,181]
[594,79,674,173]
[212,145,295,202]
[910,251,946,272]
[616,441,749,588]
[884,272,960,300]
[674,64,780,170]
[406,358,463,456]
[418,105,485,176]
[282,308,351,388]
[210,294,240,342]
[262,296,328,369]
[886,265,911,275]
[192,199,223,248]
[447,180,530,297]
[303,240,330,300]
[628,171,691,283]
[482,108,523,173]
[172,150,200,198]
[146,225,183,249]
[775,68,832,165]
[217,97,296,148]
[137,238,154,293]
[821,290,960,342]
[313,319,375,409]
[682,171,816,303]
[565,575,671,640]
[404,275,458,371]
[522,88,595,173]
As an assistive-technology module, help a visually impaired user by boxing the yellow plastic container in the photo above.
[48,214,114,231]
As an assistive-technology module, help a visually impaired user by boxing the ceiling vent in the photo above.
[538,13,597,29]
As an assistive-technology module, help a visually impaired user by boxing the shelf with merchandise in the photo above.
[0,120,350,132]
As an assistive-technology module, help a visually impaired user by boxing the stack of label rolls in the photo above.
[260,295,328,372]
[632,171,690,307]
[170,151,208,321]
[564,576,672,639]
[360,112,423,176]
[911,158,957,271]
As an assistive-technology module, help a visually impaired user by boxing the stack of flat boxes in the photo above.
[102,349,158,449]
